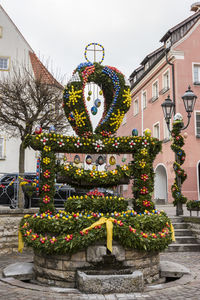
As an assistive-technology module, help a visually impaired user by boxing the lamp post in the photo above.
[161,86,197,216]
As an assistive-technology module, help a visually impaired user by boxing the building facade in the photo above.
[118,4,200,203]
[0,5,65,174]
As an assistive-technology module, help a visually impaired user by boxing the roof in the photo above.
[29,52,63,89]
[140,46,165,65]
[160,9,200,42]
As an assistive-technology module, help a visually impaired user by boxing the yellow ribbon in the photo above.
[18,230,24,253]
[82,217,115,252]
[170,223,176,242]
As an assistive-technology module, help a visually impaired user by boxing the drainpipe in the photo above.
[165,49,176,114]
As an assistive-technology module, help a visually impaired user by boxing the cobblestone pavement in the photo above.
[0,205,200,299]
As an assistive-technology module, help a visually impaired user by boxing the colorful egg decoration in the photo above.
[92,165,96,170]
[35,125,42,134]
[88,91,92,96]
[49,125,56,133]
[122,157,126,163]
[97,155,104,165]
[91,106,98,115]
[109,155,116,165]
[94,98,101,108]
[174,113,183,122]
[69,112,75,121]
[132,128,138,136]
[183,132,188,139]
[99,90,103,95]
[86,155,93,165]
[74,155,80,164]
[144,128,151,137]
[87,96,91,101]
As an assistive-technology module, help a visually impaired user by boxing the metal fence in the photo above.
[0,172,75,209]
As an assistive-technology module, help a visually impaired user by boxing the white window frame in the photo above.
[162,69,170,91]
[0,136,5,159]
[152,79,159,102]
[133,98,139,116]
[0,57,10,71]
[192,62,200,84]
[195,110,200,137]
[142,90,147,109]
[163,118,171,141]
[153,121,160,140]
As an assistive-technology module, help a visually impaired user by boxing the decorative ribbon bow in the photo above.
[82,217,115,252]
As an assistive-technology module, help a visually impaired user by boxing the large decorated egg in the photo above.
[94,98,101,108]
[91,106,98,115]
[35,125,42,134]
[109,155,116,165]
[97,155,104,165]
[86,155,92,165]
[49,125,56,133]
[144,128,151,137]
[132,128,138,136]
[69,112,75,121]
[74,155,80,164]
[173,113,183,122]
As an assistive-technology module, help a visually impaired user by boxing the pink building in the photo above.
[117,3,200,203]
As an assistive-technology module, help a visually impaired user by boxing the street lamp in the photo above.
[161,86,197,216]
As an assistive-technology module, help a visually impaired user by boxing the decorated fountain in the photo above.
[19,43,174,293]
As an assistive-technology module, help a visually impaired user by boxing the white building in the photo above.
[0,5,64,174]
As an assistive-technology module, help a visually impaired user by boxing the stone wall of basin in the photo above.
[34,243,160,289]
[0,208,37,255]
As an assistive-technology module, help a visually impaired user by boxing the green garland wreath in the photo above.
[20,209,173,255]
[63,62,131,136]
[171,121,187,205]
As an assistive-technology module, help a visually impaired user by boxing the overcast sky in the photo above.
[0,0,197,82]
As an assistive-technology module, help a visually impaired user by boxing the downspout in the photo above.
[165,49,176,114]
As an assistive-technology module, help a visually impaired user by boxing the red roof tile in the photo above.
[29,52,63,89]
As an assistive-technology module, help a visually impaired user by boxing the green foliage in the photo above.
[64,195,128,213]
[19,210,173,255]
[186,200,200,210]
[58,164,130,188]
[171,121,187,206]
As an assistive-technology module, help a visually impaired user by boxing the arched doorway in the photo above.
[154,164,168,204]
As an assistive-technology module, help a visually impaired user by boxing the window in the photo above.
[163,70,170,90]
[0,57,9,70]
[133,99,139,116]
[142,91,147,109]
[153,122,160,139]
[193,64,200,84]
[0,137,4,159]
[123,184,128,191]
[163,119,171,141]
[152,80,159,101]
[196,112,200,137]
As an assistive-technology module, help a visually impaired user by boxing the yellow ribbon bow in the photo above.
[82,217,115,252]
[170,223,176,242]
[18,230,24,253]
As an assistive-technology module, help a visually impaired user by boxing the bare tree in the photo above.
[0,65,69,175]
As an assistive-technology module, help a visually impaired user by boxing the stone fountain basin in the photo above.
[77,269,144,294]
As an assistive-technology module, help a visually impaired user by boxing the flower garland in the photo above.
[57,164,131,188]
[171,121,187,205]
[63,62,130,136]
[19,210,173,255]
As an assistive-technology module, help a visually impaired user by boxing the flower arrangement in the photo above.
[171,121,187,205]
[63,62,130,136]
[57,163,131,188]
[19,209,173,255]
[186,200,200,210]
